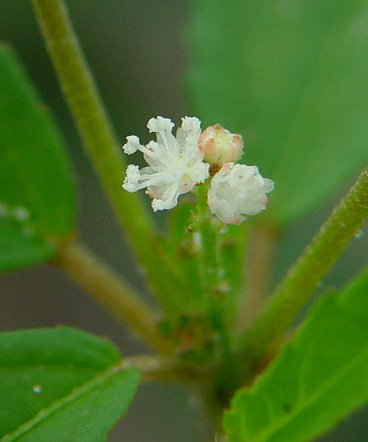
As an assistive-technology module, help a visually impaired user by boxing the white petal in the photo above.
[122,135,142,154]
[152,198,173,211]
[176,117,202,151]
[150,183,180,211]
[123,165,141,192]
[181,116,201,132]
[147,116,174,133]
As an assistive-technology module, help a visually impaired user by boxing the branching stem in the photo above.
[53,241,172,354]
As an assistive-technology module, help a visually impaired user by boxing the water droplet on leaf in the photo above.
[32,384,42,394]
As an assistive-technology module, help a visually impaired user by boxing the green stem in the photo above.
[197,185,221,288]
[241,165,368,370]
[53,241,172,354]
[194,183,224,330]
[31,0,157,275]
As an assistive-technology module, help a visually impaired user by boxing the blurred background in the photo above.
[0,1,367,440]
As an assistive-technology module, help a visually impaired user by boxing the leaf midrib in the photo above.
[0,364,122,442]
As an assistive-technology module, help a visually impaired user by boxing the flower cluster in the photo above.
[123,117,209,211]
[122,116,274,224]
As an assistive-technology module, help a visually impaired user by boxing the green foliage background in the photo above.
[0,1,367,441]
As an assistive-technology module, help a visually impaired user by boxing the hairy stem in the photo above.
[53,241,172,354]
[32,0,157,274]
[241,165,368,369]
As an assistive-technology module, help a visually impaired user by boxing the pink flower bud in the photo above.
[199,124,244,166]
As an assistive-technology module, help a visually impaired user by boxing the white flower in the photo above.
[207,163,274,224]
[122,116,209,211]
[199,124,244,166]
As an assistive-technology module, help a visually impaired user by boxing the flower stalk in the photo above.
[193,183,225,329]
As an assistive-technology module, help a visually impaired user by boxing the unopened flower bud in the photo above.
[199,124,244,166]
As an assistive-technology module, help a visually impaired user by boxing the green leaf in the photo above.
[0,327,140,442]
[187,0,368,224]
[224,267,368,442]
[0,45,76,272]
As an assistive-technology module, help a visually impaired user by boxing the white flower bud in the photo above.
[207,163,274,224]
[199,124,244,166]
